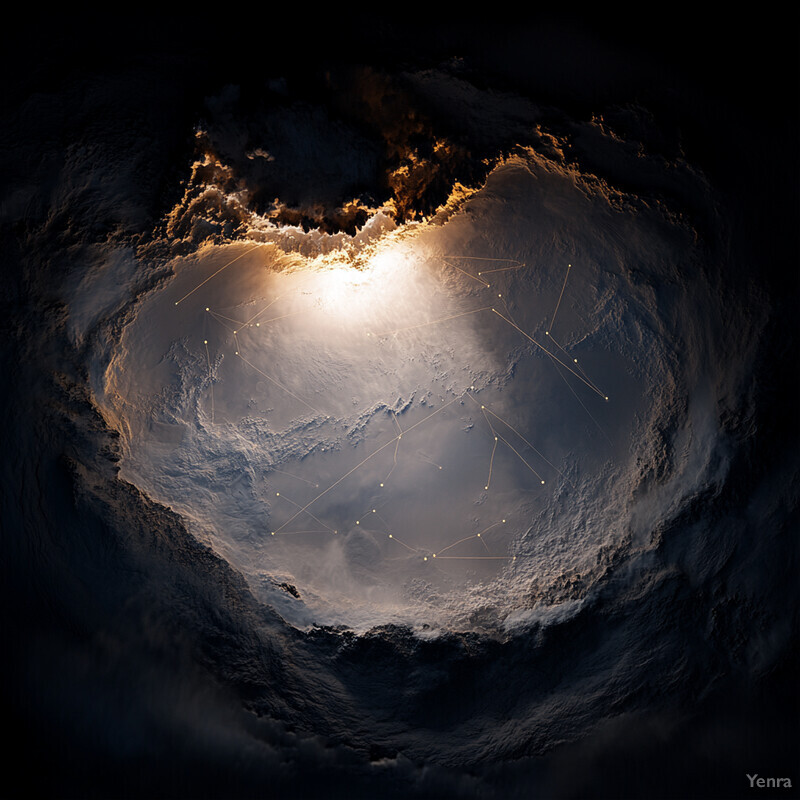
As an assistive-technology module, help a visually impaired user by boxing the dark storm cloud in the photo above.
[21,630,486,799]
[168,65,551,243]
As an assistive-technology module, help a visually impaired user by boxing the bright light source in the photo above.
[299,245,411,323]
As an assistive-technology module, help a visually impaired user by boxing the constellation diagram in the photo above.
[172,243,611,573]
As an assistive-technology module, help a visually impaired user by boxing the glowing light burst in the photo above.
[300,245,416,323]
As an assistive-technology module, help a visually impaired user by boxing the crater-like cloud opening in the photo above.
[8,24,796,799]
[96,146,732,632]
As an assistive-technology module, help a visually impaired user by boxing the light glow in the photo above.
[104,157,634,629]
[301,245,409,321]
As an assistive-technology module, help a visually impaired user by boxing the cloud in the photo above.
[165,65,551,248]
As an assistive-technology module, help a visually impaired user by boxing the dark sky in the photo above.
[11,10,795,240]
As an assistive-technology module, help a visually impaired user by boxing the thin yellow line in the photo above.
[207,312,238,334]
[251,310,307,327]
[477,521,504,536]
[417,453,443,470]
[204,340,214,425]
[491,309,607,399]
[436,534,478,555]
[496,431,545,483]
[237,352,322,415]
[270,468,319,488]
[544,330,569,355]
[242,274,316,327]
[372,306,491,337]
[398,396,460,436]
[358,507,378,523]
[274,395,462,532]
[551,360,614,447]
[273,490,335,533]
[479,402,573,487]
[384,437,401,481]
[387,533,418,552]
[175,244,261,306]
[392,412,403,435]
[209,310,248,326]
[243,296,282,327]
[440,257,492,287]
[451,264,491,287]
[436,520,507,557]
[477,264,524,275]
[443,256,520,262]
[375,511,392,529]
[486,431,498,490]
[549,263,571,331]
[434,556,512,560]
[545,331,605,397]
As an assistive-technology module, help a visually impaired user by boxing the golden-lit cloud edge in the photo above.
[162,140,488,271]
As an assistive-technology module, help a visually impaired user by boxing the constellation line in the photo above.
[203,340,215,425]
[273,395,462,532]
[468,395,574,488]
[545,330,606,397]
[491,309,608,400]
[371,306,491,337]
[175,244,261,306]
[237,352,322,415]
[549,262,571,331]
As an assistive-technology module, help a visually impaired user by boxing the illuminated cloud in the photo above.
[97,127,737,637]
